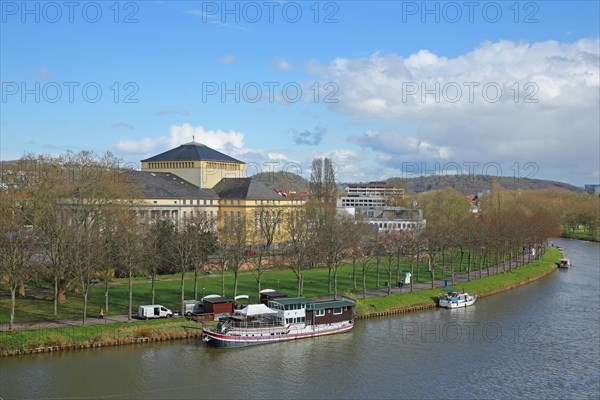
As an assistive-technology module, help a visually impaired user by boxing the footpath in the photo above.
[1,253,537,332]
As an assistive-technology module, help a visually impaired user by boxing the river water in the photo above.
[2,238,598,399]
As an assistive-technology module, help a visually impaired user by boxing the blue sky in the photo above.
[1,1,599,186]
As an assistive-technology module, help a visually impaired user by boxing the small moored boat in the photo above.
[558,259,571,269]
[438,291,477,309]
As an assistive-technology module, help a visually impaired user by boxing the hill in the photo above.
[386,175,584,195]
[252,171,310,193]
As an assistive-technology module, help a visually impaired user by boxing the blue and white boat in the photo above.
[438,291,477,308]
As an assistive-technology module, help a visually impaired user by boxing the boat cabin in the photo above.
[203,296,234,314]
[259,289,289,305]
[267,297,356,326]
[305,299,355,325]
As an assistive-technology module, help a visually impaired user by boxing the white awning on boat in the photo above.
[236,304,278,316]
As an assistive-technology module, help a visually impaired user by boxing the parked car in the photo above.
[89,278,101,285]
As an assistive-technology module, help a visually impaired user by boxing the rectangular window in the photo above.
[316,309,325,317]
[333,307,342,315]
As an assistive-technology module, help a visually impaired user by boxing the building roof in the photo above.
[128,171,219,200]
[141,141,244,164]
[213,178,282,201]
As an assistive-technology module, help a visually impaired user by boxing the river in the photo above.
[2,238,598,399]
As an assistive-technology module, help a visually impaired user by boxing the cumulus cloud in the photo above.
[314,39,599,180]
[290,126,325,146]
[272,56,292,71]
[116,124,245,154]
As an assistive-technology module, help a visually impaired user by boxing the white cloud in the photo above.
[313,39,599,181]
[116,124,245,154]
[272,56,292,71]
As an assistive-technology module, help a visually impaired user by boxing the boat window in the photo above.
[316,309,325,317]
[333,307,342,315]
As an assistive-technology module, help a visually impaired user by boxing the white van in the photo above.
[138,305,173,320]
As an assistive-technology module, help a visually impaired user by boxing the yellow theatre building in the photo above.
[134,141,305,239]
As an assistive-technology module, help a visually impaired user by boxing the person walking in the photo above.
[99,307,104,319]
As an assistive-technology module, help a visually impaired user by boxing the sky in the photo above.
[1,1,599,186]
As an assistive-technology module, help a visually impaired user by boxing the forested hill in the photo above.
[252,171,310,193]
[386,175,584,194]
[251,171,583,195]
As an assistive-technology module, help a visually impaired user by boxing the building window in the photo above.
[316,309,325,317]
[333,307,342,315]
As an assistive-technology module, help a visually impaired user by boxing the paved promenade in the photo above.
[1,252,537,332]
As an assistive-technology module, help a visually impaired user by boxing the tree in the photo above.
[145,218,176,304]
[249,207,282,296]
[310,157,337,203]
[0,192,35,331]
[173,213,216,315]
[284,209,314,296]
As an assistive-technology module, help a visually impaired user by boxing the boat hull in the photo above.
[438,298,477,308]
[202,321,354,348]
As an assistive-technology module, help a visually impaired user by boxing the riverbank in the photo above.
[0,247,562,357]
[356,247,561,318]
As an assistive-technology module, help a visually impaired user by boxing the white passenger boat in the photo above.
[438,291,477,308]
[201,296,355,348]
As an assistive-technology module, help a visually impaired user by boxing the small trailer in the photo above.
[138,305,173,319]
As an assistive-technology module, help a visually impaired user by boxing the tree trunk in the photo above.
[82,290,88,326]
[151,276,156,305]
[220,267,226,297]
[105,281,109,315]
[362,270,367,299]
[194,268,199,301]
[53,275,59,316]
[352,260,357,291]
[327,266,332,293]
[128,272,133,322]
[9,287,16,332]
[180,271,186,316]
[18,281,25,297]
[333,267,338,300]
[233,271,239,298]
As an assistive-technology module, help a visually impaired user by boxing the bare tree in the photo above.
[0,192,35,331]
[249,208,282,296]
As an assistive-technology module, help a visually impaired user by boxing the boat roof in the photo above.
[307,300,355,310]
[270,297,309,305]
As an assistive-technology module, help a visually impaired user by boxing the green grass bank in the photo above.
[355,247,562,317]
